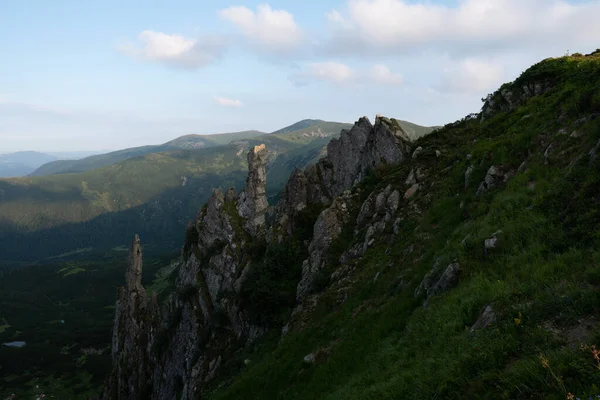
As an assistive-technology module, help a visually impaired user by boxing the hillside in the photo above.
[271,119,327,134]
[0,121,381,263]
[0,151,58,177]
[29,130,266,176]
[95,50,600,400]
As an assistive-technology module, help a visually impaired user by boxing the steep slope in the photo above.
[29,131,266,176]
[98,114,414,399]
[101,50,600,400]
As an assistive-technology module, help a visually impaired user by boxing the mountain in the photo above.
[47,150,108,159]
[94,50,600,400]
[0,121,383,263]
[0,151,58,177]
[270,119,327,134]
[29,130,266,177]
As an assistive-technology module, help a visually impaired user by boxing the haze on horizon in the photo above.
[2,0,600,153]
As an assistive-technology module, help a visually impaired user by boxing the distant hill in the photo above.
[0,151,58,178]
[270,119,326,134]
[0,118,435,262]
[30,130,266,177]
[395,119,441,140]
[0,124,347,262]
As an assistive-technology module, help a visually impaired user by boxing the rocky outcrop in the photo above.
[296,194,354,302]
[481,80,553,120]
[340,185,400,263]
[290,116,412,302]
[102,235,159,400]
[415,258,462,306]
[237,144,269,236]
[102,115,424,398]
[470,305,497,334]
[103,145,271,399]
[272,116,411,240]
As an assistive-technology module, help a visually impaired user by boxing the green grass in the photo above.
[206,51,600,400]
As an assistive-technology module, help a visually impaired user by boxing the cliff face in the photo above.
[102,235,159,400]
[102,118,412,399]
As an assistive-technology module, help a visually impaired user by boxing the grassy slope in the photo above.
[271,119,327,134]
[29,130,266,176]
[207,53,600,399]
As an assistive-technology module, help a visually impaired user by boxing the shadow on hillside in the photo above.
[0,171,248,265]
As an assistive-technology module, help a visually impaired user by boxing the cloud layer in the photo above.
[215,97,244,107]
[325,0,600,56]
[291,62,403,87]
[117,30,226,68]
[219,4,303,52]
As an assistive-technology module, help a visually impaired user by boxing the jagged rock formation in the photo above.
[102,145,271,399]
[296,194,355,302]
[307,116,410,201]
[237,144,269,236]
[102,235,159,400]
[102,115,417,399]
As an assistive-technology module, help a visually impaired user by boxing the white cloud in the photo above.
[117,30,226,68]
[325,0,600,56]
[291,62,355,86]
[291,62,403,87]
[439,58,505,93]
[219,4,302,52]
[215,97,244,107]
[369,64,403,85]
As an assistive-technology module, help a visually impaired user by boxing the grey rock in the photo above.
[103,235,160,400]
[414,257,444,298]
[412,146,423,159]
[570,130,583,138]
[303,354,315,364]
[469,305,497,334]
[427,262,461,298]
[238,144,269,235]
[464,165,474,189]
[405,169,417,185]
[297,196,351,302]
[404,184,420,199]
[476,166,503,196]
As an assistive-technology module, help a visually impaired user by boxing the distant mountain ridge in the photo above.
[29,130,267,176]
[0,118,436,263]
[270,119,326,134]
[0,151,58,178]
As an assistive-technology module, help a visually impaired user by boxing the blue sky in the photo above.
[1,0,599,152]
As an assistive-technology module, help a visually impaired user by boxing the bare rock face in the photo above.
[481,80,553,120]
[103,145,272,400]
[238,144,269,236]
[470,305,497,334]
[296,195,353,302]
[272,116,411,241]
[415,258,462,306]
[103,235,159,400]
[340,185,400,263]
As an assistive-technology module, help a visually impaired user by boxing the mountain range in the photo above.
[2,51,600,400]
[0,118,436,264]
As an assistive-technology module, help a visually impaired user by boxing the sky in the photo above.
[1,0,600,152]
